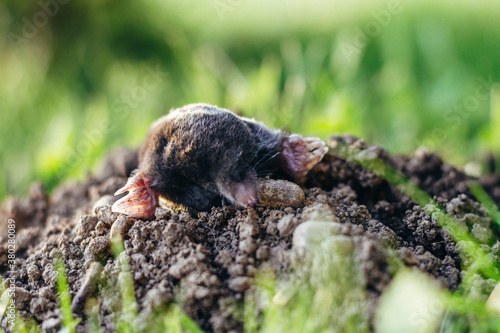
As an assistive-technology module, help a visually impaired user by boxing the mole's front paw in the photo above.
[112,170,159,219]
[281,134,328,179]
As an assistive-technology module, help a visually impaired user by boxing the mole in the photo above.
[112,103,328,219]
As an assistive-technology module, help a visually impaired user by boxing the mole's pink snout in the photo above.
[112,170,159,219]
[220,179,259,208]
[234,182,259,207]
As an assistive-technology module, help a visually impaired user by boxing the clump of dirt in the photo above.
[1,137,499,332]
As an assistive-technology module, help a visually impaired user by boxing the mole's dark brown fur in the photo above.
[112,103,328,219]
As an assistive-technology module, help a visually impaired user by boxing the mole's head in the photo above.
[112,104,261,219]
[214,145,259,208]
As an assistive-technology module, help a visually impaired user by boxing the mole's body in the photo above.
[112,104,328,219]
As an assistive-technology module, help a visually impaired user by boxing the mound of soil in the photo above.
[1,135,500,332]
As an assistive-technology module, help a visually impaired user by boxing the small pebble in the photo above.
[92,195,116,214]
[256,245,270,260]
[239,238,257,254]
[110,215,134,242]
[237,216,260,239]
[277,214,300,237]
[228,277,252,292]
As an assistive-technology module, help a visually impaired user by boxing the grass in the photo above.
[468,181,500,229]
[2,0,500,199]
[54,257,81,333]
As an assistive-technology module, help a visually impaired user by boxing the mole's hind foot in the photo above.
[281,134,328,179]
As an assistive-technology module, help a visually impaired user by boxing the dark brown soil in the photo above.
[1,135,500,332]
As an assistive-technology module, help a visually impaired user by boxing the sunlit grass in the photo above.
[468,181,500,229]
[2,1,500,199]
[54,257,81,333]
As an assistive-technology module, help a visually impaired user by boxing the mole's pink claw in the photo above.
[281,134,329,179]
[112,170,159,219]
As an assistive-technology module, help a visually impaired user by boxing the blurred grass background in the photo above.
[1,0,500,199]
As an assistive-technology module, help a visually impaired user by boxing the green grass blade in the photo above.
[244,290,258,333]
[468,180,500,229]
[54,257,81,333]
[175,304,205,333]
[163,304,205,333]
[110,236,139,333]
[84,297,103,333]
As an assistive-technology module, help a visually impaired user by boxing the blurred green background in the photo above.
[1,0,500,199]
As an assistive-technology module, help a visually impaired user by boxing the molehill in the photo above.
[1,135,499,332]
